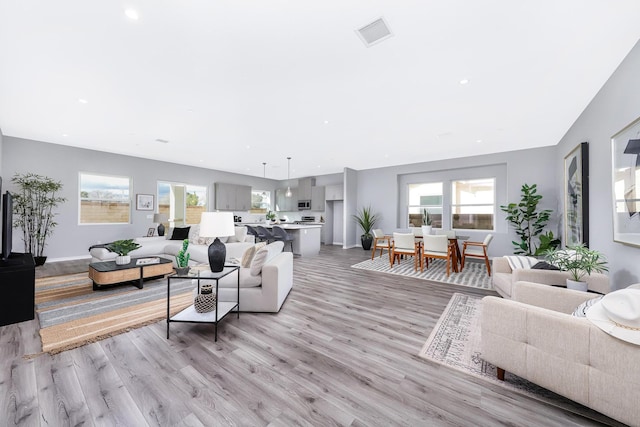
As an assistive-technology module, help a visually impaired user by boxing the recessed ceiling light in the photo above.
[125,9,139,20]
[246,145,251,149]
[62,133,68,137]
[324,120,329,124]
[476,139,483,143]
[459,79,469,85]
[78,98,88,104]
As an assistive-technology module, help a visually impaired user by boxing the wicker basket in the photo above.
[194,283,216,313]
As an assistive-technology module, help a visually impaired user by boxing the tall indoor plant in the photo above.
[500,183,560,256]
[12,172,67,265]
[353,205,380,250]
[544,244,608,291]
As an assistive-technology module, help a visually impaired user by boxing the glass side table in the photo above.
[166,265,240,342]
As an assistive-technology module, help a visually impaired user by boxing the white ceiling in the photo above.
[1,1,640,180]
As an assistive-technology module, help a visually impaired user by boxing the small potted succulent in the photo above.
[421,208,433,236]
[175,239,191,275]
[106,239,141,265]
[544,244,608,291]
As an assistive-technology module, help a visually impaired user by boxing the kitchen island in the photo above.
[239,223,322,257]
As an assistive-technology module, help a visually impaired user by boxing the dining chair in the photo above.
[272,225,295,252]
[409,227,423,238]
[390,232,420,270]
[421,234,456,276]
[246,225,262,242]
[371,229,391,260]
[461,234,493,276]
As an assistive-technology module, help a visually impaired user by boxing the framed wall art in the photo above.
[611,115,640,247]
[136,194,154,211]
[564,142,589,247]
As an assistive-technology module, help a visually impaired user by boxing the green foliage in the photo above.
[422,208,432,226]
[535,231,561,256]
[12,172,67,257]
[544,244,608,282]
[500,183,558,256]
[106,239,141,256]
[186,191,199,207]
[266,210,276,220]
[176,239,191,268]
[352,206,380,237]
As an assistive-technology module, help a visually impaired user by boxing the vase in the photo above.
[566,279,588,292]
[361,234,373,250]
[194,284,216,313]
[115,255,131,265]
[421,225,432,236]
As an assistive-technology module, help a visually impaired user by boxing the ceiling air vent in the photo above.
[356,17,393,47]
[155,138,169,144]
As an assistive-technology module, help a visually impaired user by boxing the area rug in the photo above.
[352,256,493,290]
[418,293,618,424]
[34,273,196,354]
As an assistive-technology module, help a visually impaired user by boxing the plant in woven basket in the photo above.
[194,283,216,313]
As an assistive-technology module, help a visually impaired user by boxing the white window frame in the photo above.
[450,177,496,231]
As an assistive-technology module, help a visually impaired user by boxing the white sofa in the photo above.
[89,227,294,313]
[492,257,610,298]
[481,281,639,426]
[89,226,255,265]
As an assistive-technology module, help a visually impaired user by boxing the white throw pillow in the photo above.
[234,226,248,243]
[241,242,266,268]
[505,255,538,270]
[249,241,283,276]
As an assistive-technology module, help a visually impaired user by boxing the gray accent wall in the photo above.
[556,39,640,290]
[2,136,279,260]
[354,146,559,257]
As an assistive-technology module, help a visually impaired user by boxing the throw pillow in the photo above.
[572,296,603,317]
[505,255,538,270]
[531,261,561,270]
[170,226,191,240]
[234,226,248,243]
[241,242,266,268]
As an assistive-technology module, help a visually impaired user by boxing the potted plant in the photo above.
[353,205,380,250]
[421,208,433,236]
[266,210,276,223]
[500,183,560,256]
[11,172,67,266]
[106,239,141,265]
[175,239,191,275]
[544,244,608,291]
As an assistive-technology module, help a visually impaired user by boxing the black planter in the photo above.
[361,235,373,250]
[34,256,47,266]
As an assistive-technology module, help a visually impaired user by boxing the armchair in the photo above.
[371,229,391,260]
[461,234,493,275]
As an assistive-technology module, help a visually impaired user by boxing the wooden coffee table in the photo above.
[89,257,174,290]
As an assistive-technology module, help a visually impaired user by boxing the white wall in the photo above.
[556,39,640,290]
[354,146,558,257]
[2,137,280,260]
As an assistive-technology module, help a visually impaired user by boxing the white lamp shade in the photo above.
[199,212,235,238]
[153,213,168,223]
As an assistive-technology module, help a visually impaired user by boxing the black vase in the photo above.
[34,256,47,266]
[361,235,373,251]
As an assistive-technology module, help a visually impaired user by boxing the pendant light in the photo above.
[285,157,292,197]
[263,162,267,178]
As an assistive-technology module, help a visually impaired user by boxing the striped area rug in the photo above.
[351,255,493,290]
[35,273,195,354]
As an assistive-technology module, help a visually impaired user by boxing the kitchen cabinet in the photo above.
[325,184,344,201]
[275,187,298,212]
[297,177,315,201]
[311,186,325,211]
[215,183,251,211]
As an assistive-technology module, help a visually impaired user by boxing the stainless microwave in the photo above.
[298,200,311,210]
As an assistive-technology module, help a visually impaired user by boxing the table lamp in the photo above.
[154,213,168,236]
[199,211,235,272]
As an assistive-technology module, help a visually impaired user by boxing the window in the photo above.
[451,178,495,230]
[158,182,207,227]
[407,182,443,228]
[79,173,131,224]
[251,190,271,213]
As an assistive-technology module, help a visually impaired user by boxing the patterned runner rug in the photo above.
[34,273,195,354]
[352,256,493,290]
[418,293,620,425]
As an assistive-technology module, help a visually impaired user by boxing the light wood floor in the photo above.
[1,246,620,426]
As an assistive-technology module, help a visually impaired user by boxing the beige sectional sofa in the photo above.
[481,281,639,426]
[492,257,610,298]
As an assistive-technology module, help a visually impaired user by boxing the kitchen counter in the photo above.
[237,223,322,256]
